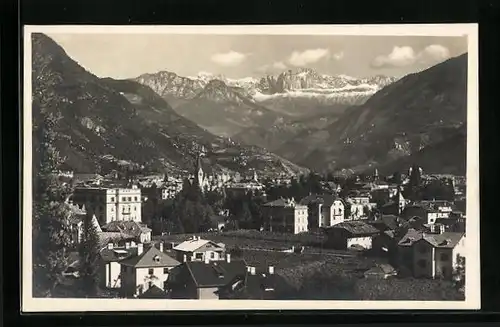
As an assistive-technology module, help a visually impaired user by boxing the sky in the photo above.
[46,33,468,80]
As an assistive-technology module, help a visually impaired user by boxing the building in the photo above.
[166,255,248,299]
[218,265,293,300]
[67,204,102,245]
[401,202,451,225]
[119,242,180,298]
[172,236,226,263]
[397,229,466,280]
[363,264,397,280]
[99,242,138,289]
[71,186,142,226]
[299,194,345,228]
[323,221,380,250]
[262,198,308,234]
[101,221,152,244]
[160,181,183,200]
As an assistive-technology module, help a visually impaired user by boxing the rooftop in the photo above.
[185,259,248,288]
[102,221,151,238]
[325,221,380,236]
[119,244,180,268]
[173,237,225,253]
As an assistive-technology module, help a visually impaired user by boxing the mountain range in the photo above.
[133,68,396,136]
[31,33,308,177]
[273,53,468,176]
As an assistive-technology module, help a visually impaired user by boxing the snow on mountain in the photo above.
[133,68,397,108]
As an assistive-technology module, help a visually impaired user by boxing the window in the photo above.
[163,268,169,274]
[122,197,126,202]
[440,253,449,261]
[195,253,203,260]
[111,207,114,212]
[128,197,132,201]
[148,268,154,275]
[417,259,427,268]
[110,197,115,202]
[210,252,215,259]
[134,196,138,201]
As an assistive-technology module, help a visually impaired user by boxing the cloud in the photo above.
[333,51,344,60]
[371,44,451,69]
[211,51,249,66]
[287,48,331,67]
[257,61,288,74]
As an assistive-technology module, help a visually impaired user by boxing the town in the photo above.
[48,155,466,301]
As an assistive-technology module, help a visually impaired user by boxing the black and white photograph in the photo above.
[22,24,479,311]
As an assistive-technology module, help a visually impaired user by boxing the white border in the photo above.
[22,24,480,312]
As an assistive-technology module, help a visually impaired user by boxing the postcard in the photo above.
[22,24,479,312]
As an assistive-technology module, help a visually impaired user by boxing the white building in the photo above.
[262,198,308,234]
[71,186,142,225]
[120,242,180,298]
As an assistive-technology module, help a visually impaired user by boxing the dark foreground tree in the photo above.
[78,210,102,297]
[32,112,74,297]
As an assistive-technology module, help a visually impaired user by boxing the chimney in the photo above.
[226,253,231,263]
[204,255,210,264]
[137,243,144,256]
[107,242,113,250]
[250,267,256,275]
[183,254,187,263]
[159,242,164,252]
[268,266,274,275]
[125,242,130,249]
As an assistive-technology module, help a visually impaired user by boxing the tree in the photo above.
[32,112,74,297]
[405,164,422,201]
[391,171,402,186]
[78,210,102,297]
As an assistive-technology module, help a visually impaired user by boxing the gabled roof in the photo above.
[98,232,135,248]
[364,264,396,276]
[173,238,224,253]
[137,285,169,299]
[325,221,380,236]
[185,259,248,288]
[397,228,424,247]
[102,221,151,238]
[421,232,465,249]
[119,245,180,268]
[100,247,137,263]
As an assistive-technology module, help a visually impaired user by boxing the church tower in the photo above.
[196,155,204,187]
[373,168,379,181]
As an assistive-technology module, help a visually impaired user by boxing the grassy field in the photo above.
[155,229,333,253]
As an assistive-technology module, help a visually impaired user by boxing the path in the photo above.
[239,246,357,258]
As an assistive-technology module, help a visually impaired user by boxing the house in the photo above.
[397,229,466,280]
[401,203,450,225]
[119,242,180,298]
[209,215,227,232]
[219,265,294,300]
[99,242,137,289]
[363,264,397,280]
[101,221,152,244]
[73,173,104,186]
[166,255,248,299]
[261,198,308,234]
[299,194,345,228]
[368,214,401,232]
[137,285,169,299]
[173,236,226,263]
[323,221,380,250]
[71,186,142,226]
